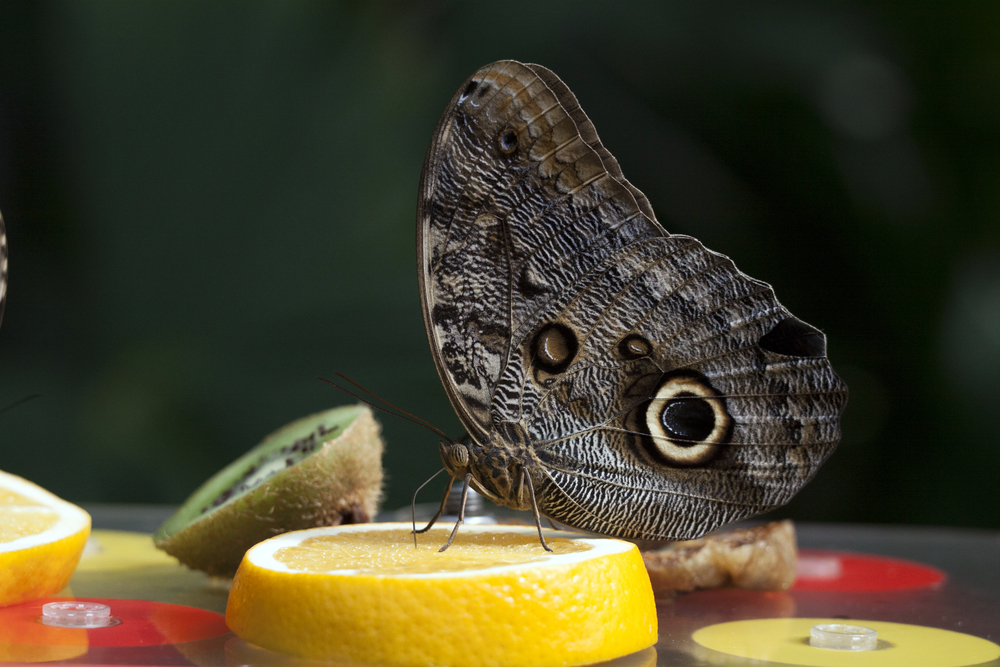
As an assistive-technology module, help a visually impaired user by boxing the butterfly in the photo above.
[416,60,847,549]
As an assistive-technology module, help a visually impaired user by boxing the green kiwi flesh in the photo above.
[154,404,383,577]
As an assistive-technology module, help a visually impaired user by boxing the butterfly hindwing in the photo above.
[418,60,847,540]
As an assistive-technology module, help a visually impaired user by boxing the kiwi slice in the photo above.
[154,404,383,577]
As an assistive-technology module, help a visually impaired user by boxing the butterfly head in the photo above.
[436,427,536,511]
[438,439,470,478]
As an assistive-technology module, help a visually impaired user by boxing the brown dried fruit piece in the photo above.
[642,520,796,596]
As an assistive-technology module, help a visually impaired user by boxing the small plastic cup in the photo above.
[41,602,116,628]
[810,623,878,651]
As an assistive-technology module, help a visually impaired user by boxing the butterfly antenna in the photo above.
[316,376,452,442]
[333,372,452,440]
[0,394,40,416]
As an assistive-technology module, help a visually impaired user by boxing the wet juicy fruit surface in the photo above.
[275,528,591,575]
[0,489,42,505]
[0,489,58,543]
[0,512,59,543]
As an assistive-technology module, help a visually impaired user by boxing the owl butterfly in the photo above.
[417,60,847,549]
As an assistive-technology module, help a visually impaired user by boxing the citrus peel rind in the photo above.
[0,470,91,607]
[226,523,657,667]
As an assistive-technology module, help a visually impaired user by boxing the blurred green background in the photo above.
[0,2,997,528]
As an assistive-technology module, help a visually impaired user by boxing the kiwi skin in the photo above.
[154,404,383,577]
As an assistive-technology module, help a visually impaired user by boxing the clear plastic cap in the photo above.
[41,601,117,628]
[810,623,878,651]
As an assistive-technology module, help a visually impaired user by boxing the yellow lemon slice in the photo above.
[226,523,657,667]
[0,470,91,607]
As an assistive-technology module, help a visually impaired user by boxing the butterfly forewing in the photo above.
[419,63,660,428]
[418,60,847,541]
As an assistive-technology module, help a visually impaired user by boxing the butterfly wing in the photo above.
[417,61,847,540]
[417,61,662,441]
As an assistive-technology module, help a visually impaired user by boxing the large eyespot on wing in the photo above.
[516,234,846,539]
[628,371,734,467]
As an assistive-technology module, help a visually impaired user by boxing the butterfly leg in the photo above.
[523,469,553,552]
[438,472,473,552]
[414,474,455,536]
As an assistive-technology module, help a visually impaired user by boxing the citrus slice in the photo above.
[0,470,91,607]
[226,523,657,667]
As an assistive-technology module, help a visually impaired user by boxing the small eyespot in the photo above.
[531,322,577,374]
[498,128,519,154]
[619,334,652,360]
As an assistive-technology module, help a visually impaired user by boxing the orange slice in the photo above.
[226,523,657,667]
[0,470,91,607]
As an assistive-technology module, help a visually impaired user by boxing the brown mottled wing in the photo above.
[0,212,6,331]
[418,60,665,440]
[417,60,847,540]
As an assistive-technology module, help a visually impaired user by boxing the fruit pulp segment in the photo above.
[0,489,43,506]
[0,509,60,542]
[274,528,592,574]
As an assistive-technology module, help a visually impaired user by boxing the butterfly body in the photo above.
[418,61,847,542]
